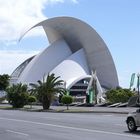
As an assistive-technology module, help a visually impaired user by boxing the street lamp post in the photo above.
[137,73,140,105]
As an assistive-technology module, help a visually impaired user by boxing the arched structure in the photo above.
[11,17,119,94]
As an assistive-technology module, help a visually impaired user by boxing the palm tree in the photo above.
[30,73,65,110]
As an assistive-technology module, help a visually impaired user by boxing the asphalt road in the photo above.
[0,110,139,140]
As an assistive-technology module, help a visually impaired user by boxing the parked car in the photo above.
[126,108,140,132]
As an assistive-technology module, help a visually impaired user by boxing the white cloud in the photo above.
[0,0,78,74]
[0,50,39,75]
[0,0,46,43]
[71,0,78,4]
[0,0,78,44]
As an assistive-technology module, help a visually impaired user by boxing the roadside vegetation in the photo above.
[0,73,66,110]
[0,73,137,110]
[29,73,66,110]
[61,95,73,110]
[0,74,10,103]
[106,87,135,104]
[28,96,37,108]
[0,74,10,91]
[6,83,29,108]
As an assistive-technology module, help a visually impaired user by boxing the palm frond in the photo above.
[37,80,43,86]
[29,83,38,88]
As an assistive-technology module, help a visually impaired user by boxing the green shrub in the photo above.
[6,83,29,108]
[28,96,37,103]
[0,96,6,103]
[28,96,37,108]
[106,88,135,104]
[61,95,73,110]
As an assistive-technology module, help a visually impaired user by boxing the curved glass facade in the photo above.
[10,56,35,84]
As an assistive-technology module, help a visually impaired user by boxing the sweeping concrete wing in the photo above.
[16,16,119,89]
[17,39,72,84]
[50,48,90,89]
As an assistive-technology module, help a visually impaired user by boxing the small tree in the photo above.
[0,74,10,90]
[28,96,37,108]
[61,95,73,110]
[6,83,29,108]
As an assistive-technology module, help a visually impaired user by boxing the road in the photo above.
[0,110,139,140]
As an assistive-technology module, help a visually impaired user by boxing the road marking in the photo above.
[6,129,29,136]
[101,115,113,117]
[0,117,139,139]
[40,116,60,120]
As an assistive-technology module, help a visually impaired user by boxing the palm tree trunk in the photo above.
[42,97,51,110]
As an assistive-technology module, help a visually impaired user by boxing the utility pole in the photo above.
[137,73,140,105]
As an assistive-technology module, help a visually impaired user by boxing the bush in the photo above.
[106,88,135,104]
[0,96,6,103]
[61,95,73,110]
[6,83,29,108]
[28,96,37,108]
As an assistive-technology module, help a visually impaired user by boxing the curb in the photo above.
[0,105,131,114]
[19,109,129,114]
[0,107,129,114]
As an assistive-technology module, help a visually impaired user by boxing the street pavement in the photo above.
[0,109,140,140]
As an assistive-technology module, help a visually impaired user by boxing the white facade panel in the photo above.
[50,49,90,88]
[18,39,72,84]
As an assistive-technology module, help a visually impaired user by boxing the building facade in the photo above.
[10,17,119,102]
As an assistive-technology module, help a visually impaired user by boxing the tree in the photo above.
[6,83,29,108]
[0,74,10,90]
[28,96,37,108]
[61,95,73,110]
[106,88,135,104]
[30,73,65,110]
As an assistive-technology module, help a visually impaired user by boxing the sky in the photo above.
[0,0,140,88]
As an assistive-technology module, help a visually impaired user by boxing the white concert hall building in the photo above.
[10,17,119,102]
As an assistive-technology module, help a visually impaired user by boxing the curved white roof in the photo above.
[19,16,119,88]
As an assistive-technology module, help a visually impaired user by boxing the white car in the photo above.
[126,108,140,132]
